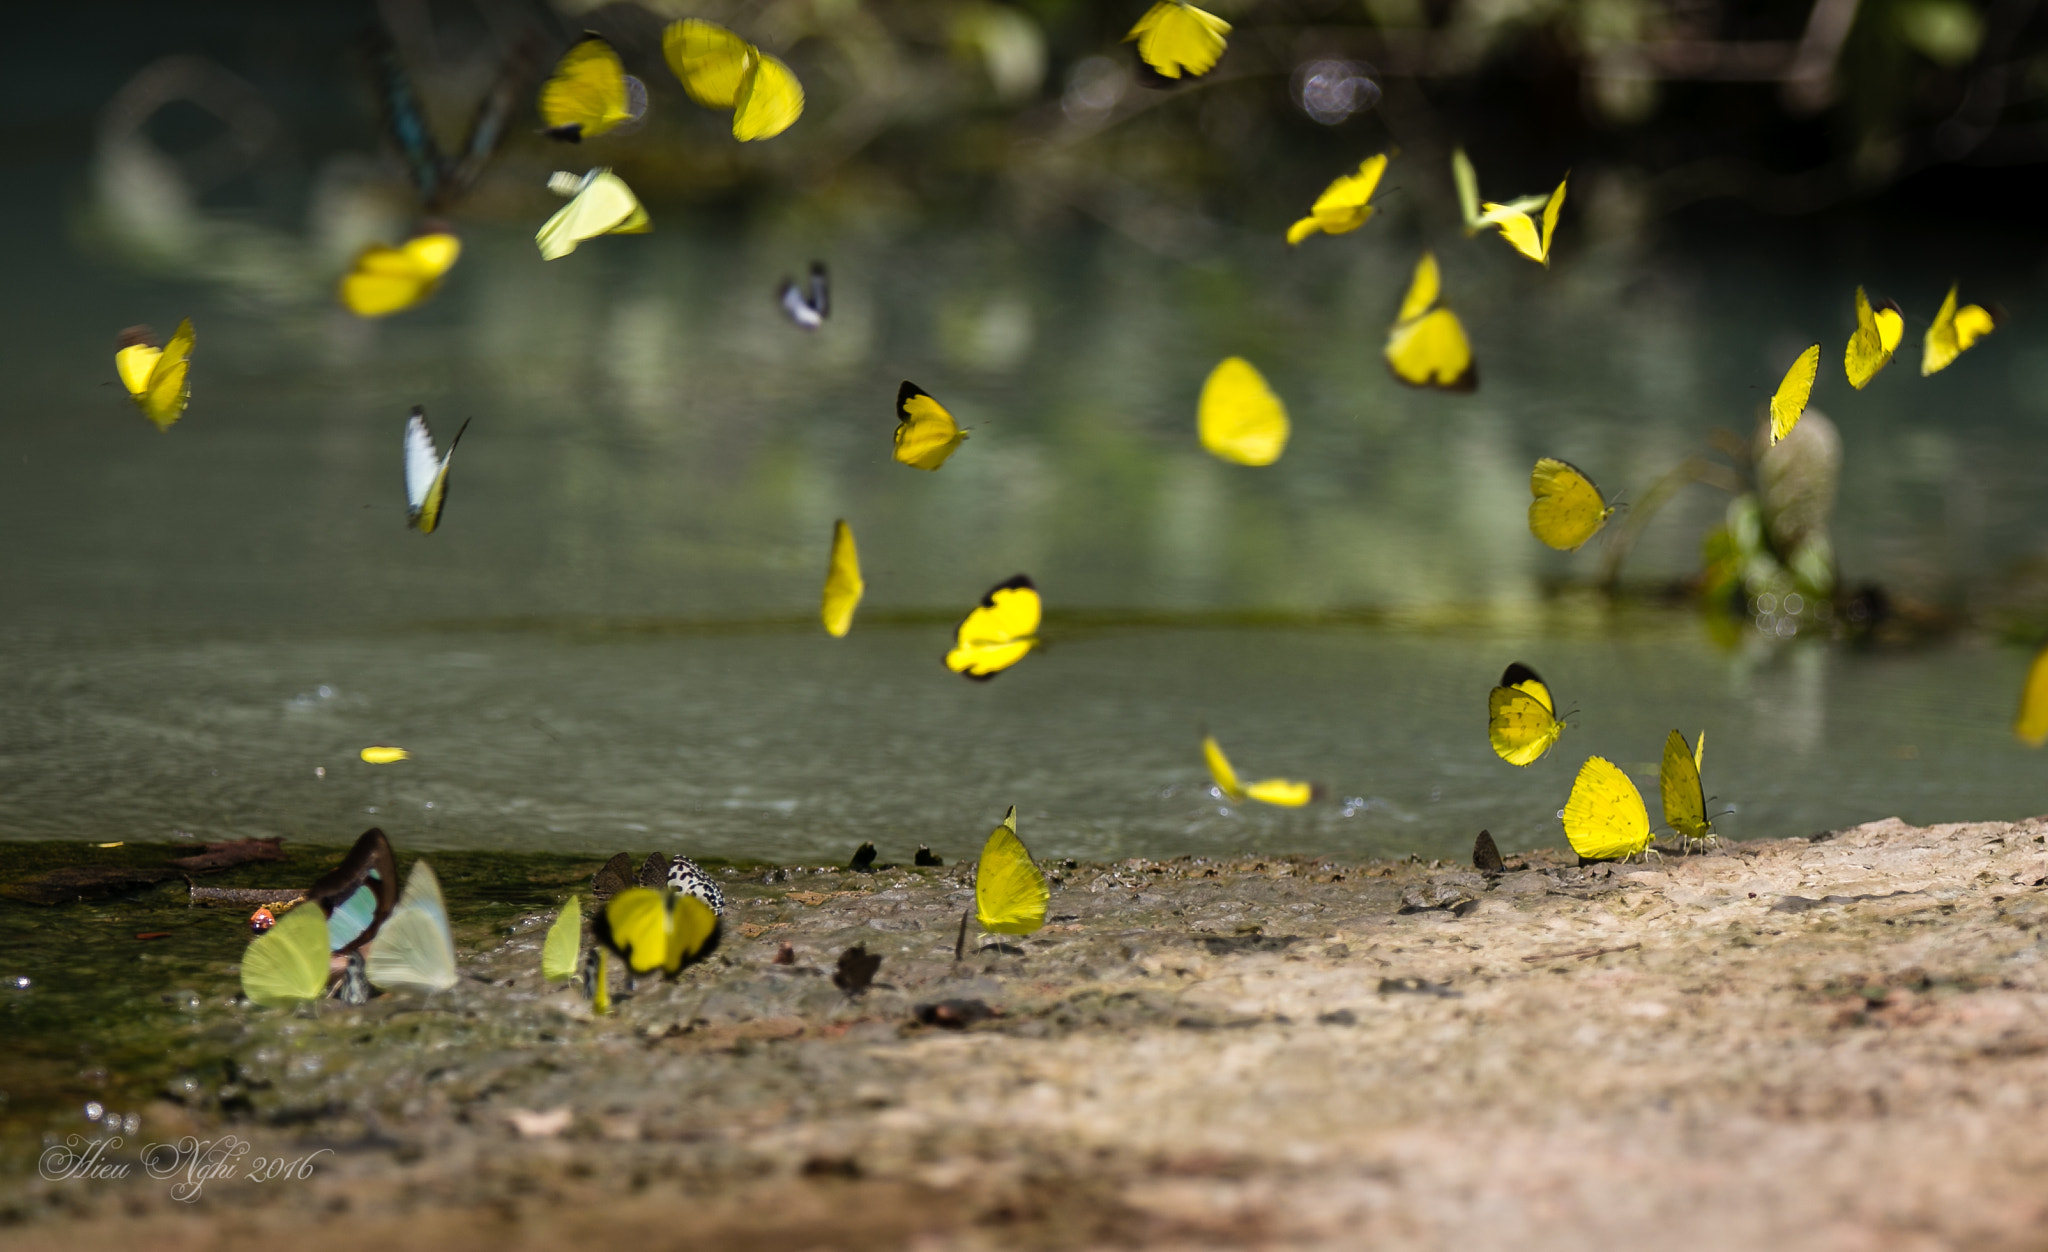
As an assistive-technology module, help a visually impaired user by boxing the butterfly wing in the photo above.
[307,827,399,954]
[1287,154,1387,244]
[539,35,634,141]
[1537,176,1567,260]
[1125,1,1231,81]
[894,381,967,470]
[1197,356,1289,466]
[1201,734,1246,800]
[1485,205,1542,262]
[115,338,161,399]
[1488,686,1563,766]
[1244,778,1314,807]
[732,52,804,140]
[1396,251,1440,324]
[542,894,582,982]
[779,279,823,329]
[1660,730,1710,840]
[594,886,673,974]
[2016,643,2048,747]
[974,809,1048,934]
[666,894,721,972]
[1922,284,1995,375]
[1770,345,1819,444]
[404,409,466,533]
[945,575,1041,679]
[1386,308,1475,391]
[1452,149,1483,233]
[821,519,864,637]
[365,860,458,992]
[1499,662,1555,714]
[664,20,752,108]
[240,903,332,1007]
[139,319,194,431]
[1562,757,1651,860]
[535,170,649,260]
[1528,457,1612,551]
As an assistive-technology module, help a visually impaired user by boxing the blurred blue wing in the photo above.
[326,881,379,952]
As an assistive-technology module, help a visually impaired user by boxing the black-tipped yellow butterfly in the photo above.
[945,575,1040,679]
[1488,663,1566,766]
[895,381,966,470]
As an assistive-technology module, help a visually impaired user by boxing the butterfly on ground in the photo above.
[1125,1,1231,84]
[2014,641,2048,747]
[590,852,634,902]
[973,806,1049,940]
[538,33,646,142]
[665,855,726,916]
[361,21,543,213]
[542,894,582,983]
[114,320,194,431]
[536,168,650,260]
[1286,154,1389,246]
[1201,733,1316,806]
[1472,829,1505,873]
[1527,457,1615,551]
[821,519,864,638]
[1561,756,1652,862]
[364,860,458,993]
[404,408,468,534]
[894,381,967,470]
[1474,172,1568,265]
[1770,344,1819,444]
[307,827,400,956]
[339,232,461,318]
[945,575,1041,679]
[588,886,721,1014]
[779,262,829,329]
[240,900,333,1007]
[1660,730,1716,851]
[662,19,803,141]
[1922,284,1997,376]
[1384,252,1475,391]
[1843,286,1903,390]
[1488,663,1567,766]
[1197,357,1289,466]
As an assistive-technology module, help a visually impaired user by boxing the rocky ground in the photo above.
[8,815,2048,1250]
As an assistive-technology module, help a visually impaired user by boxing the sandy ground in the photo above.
[8,815,2048,1250]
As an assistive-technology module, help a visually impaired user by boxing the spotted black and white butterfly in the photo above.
[665,854,726,916]
[404,407,468,534]
[777,262,829,330]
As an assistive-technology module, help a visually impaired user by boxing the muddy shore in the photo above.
[7,815,2048,1250]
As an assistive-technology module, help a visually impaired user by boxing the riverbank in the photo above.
[6,815,2048,1249]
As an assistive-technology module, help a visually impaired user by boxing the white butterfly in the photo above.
[365,860,458,993]
[404,407,468,534]
[535,168,650,260]
[778,262,828,330]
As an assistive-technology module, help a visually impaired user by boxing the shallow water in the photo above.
[5,141,2048,866]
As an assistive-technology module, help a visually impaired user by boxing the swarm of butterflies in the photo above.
[118,5,2008,1008]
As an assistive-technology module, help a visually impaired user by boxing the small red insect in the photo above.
[249,906,276,934]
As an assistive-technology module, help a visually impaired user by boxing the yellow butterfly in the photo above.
[239,898,332,1007]
[1488,663,1566,766]
[2016,642,2048,747]
[587,886,719,1011]
[1660,729,1715,849]
[1201,734,1315,806]
[661,20,803,141]
[360,746,410,764]
[1125,1,1231,83]
[539,33,644,142]
[114,319,194,431]
[1769,344,1819,445]
[821,519,864,638]
[541,894,582,982]
[1843,286,1903,390]
[1286,154,1389,246]
[1384,252,1475,391]
[1528,457,1615,551]
[536,168,649,260]
[894,381,967,470]
[974,806,1049,935]
[1450,148,1551,231]
[945,575,1040,680]
[339,233,460,318]
[1561,756,1651,862]
[1922,284,1996,376]
[1477,175,1567,265]
[1197,357,1289,466]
